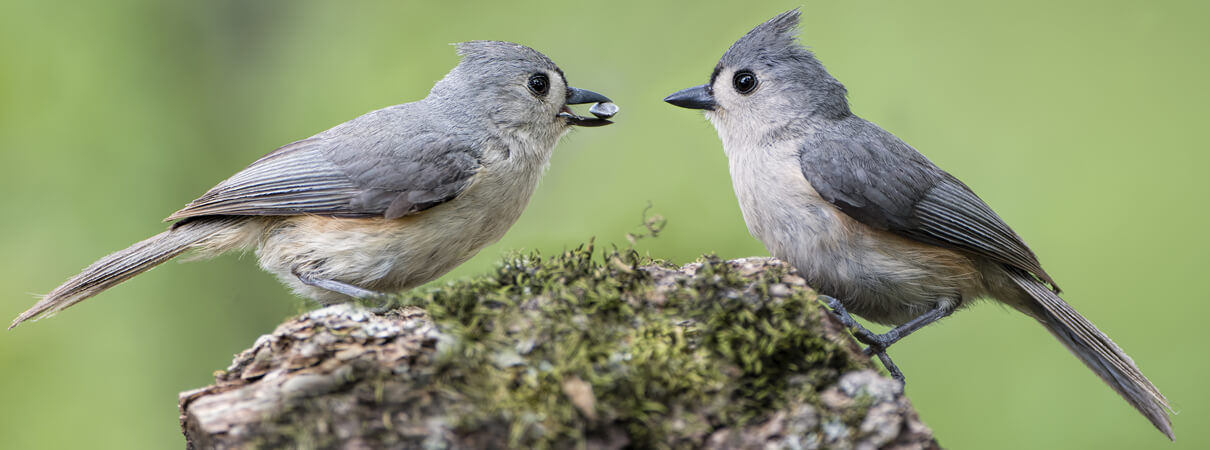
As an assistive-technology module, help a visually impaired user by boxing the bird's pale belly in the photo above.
[734,164,980,326]
[255,173,536,304]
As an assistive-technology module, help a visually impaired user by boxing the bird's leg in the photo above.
[294,271,393,313]
[819,295,955,382]
[819,295,905,380]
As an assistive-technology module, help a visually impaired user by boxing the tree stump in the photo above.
[179,246,939,449]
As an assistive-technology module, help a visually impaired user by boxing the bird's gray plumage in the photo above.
[665,8,1171,439]
[168,108,482,221]
[799,133,1058,289]
[167,40,572,223]
[16,40,615,328]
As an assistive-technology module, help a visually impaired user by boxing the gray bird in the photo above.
[664,10,1172,439]
[13,41,615,328]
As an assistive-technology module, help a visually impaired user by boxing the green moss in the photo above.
[372,243,865,449]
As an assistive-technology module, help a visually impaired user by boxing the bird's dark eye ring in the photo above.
[733,70,758,95]
[528,74,550,97]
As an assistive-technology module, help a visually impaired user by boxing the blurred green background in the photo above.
[1,0,1206,448]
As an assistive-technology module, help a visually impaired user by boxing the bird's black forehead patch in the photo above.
[556,68,572,99]
[709,64,723,87]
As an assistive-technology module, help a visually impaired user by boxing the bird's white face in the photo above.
[488,68,576,155]
[705,65,761,120]
[507,68,571,127]
[437,42,613,165]
[703,65,797,155]
[488,67,616,164]
[436,41,613,134]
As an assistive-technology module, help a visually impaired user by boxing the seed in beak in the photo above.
[588,102,619,119]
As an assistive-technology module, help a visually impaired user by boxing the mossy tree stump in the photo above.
[179,245,939,449]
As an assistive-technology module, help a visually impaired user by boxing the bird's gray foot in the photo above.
[294,271,390,305]
[820,295,906,381]
[819,295,955,383]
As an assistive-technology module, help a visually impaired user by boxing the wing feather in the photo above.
[167,141,360,219]
[167,111,482,222]
[799,132,1058,290]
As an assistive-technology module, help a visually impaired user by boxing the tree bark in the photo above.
[180,248,939,449]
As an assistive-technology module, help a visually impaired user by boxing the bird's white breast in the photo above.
[254,135,556,304]
[718,128,977,325]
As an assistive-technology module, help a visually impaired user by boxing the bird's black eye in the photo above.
[733,70,758,95]
[528,74,549,97]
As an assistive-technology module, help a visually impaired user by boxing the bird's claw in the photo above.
[819,294,906,383]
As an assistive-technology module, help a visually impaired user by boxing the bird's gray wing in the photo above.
[799,135,1058,290]
[166,132,481,221]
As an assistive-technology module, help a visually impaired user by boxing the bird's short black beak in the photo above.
[566,87,610,105]
[664,85,716,111]
[560,87,615,127]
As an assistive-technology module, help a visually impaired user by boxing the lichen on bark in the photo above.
[180,244,939,449]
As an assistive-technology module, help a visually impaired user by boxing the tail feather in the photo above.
[11,218,242,329]
[1009,271,1174,440]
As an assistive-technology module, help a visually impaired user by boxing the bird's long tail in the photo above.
[11,217,252,329]
[1008,270,1174,440]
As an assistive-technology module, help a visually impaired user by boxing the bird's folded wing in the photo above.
[166,133,481,222]
[799,135,1058,290]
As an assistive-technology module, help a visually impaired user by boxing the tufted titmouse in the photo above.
[664,10,1172,439]
[13,41,616,328]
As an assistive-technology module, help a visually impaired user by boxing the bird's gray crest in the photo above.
[454,40,559,74]
[719,9,806,70]
[429,40,565,107]
[717,9,850,120]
